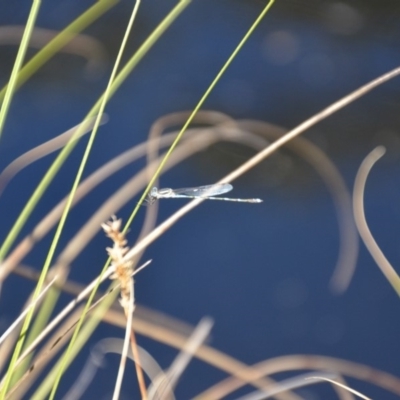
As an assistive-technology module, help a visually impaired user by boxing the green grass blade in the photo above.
[0,0,41,142]
[10,287,59,386]
[31,287,119,400]
[0,0,119,102]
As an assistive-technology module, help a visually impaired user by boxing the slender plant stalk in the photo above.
[130,330,147,399]
[0,0,42,395]
[0,277,56,346]
[0,0,41,142]
[112,280,136,400]
[29,261,150,399]
[353,146,400,295]
[30,289,119,400]
[306,377,372,400]
[12,261,150,377]
[0,0,118,102]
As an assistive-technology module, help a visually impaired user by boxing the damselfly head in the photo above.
[141,188,157,206]
[149,187,158,198]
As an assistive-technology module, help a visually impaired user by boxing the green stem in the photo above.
[0,0,41,142]
[0,0,119,102]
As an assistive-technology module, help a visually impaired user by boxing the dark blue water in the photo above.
[1,1,400,399]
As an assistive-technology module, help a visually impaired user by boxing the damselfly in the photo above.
[145,183,262,205]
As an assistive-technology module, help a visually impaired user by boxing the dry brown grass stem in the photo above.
[0,26,107,75]
[148,317,214,399]
[0,277,56,346]
[64,338,168,400]
[97,305,400,400]
[305,377,371,400]
[237,373,358,400]
[197,354,400,399]
[6,278,142,399]
[0,115,108,196]
[237,120,357,293]
[235,372,340,400]
[104,306,302,400]
[352,146,400,295]
[3,307,85,399]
